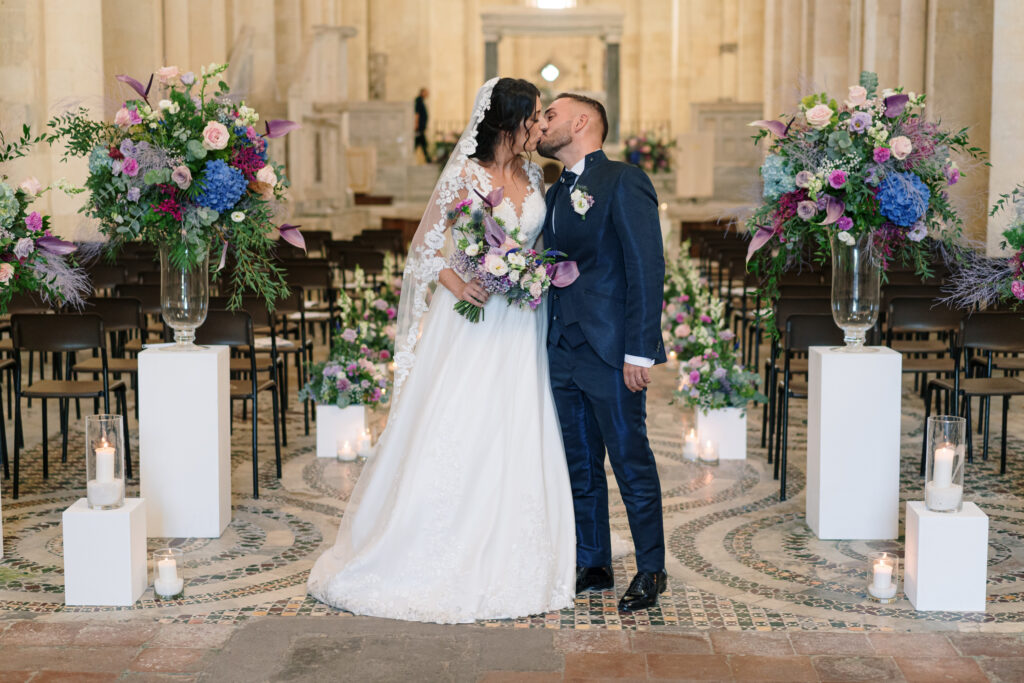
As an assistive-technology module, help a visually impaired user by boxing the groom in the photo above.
[537,94,667,612]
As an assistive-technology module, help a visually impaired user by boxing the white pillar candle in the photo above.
[683,428,698,460]
[699,439,718,462]
[95,442,115,483]
[356,430,372,458]
[157,557,178,583]
[154,555,184,598]
[932,444,955,488]
[337,440,357,462]
[872,560,893,592]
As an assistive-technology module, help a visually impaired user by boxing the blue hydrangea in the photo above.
[195,159,248,213]
[88,146,113,175]
[761,154,795,199]
[878,172,930,227]
[0,183,19,231]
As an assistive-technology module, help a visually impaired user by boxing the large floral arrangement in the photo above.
[0,128,90,312]
[745,71,983,311]
[46,63,302,308]
[665,245,763,413]
[623,132,675,174]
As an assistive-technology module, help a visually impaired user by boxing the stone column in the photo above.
[986,0,1024,255]
[604,32,621,143]
[810,0,855,91]
[484,30,499,81]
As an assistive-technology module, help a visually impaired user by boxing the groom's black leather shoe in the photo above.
[617,570,667,612]
[576,566,614,593]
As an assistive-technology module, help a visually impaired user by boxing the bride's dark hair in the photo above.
[470,78,541,163]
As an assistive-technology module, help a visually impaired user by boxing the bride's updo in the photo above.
[470,78,541,163]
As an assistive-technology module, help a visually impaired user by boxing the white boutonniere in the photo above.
[570,185,595,220]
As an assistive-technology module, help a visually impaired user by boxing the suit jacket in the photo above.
[543,150,667,368]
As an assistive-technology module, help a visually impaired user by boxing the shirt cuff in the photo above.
[624,354,655,368]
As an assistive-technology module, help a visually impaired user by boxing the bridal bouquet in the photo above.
[0,129,90,312]
[745,71,983,311]
[46,62,301,308]
[447,187,578,322]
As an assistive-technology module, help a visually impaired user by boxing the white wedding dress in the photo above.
[307,158,576,624]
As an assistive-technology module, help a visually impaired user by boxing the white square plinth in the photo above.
[63,498,147,606]
[806,346,902,540]
[697,408,747,460]
[905,501,988,611]
[139,346,231,538]
[315,405,366,459]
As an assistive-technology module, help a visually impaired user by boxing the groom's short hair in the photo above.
[555,93,608,143]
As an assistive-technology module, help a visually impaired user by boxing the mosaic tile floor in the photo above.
[1,364,1023,633]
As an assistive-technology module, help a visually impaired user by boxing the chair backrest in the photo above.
[7,293,51,314]
[139,271,162,285]
[774,297,832,333]
[240,296,273,328]
[960,312,1024,353]
[84,297,145,333]
[273,286,305,315]
[342,249,385,274]
[13,313,104,352]
[285,263,333,293]
[779,284,830,300]
[89,264,127,291]
[208,296,233,310]
[194,310,253,347]
[114,284,161,314]
[886,297,963,335]
[784,314,845,353]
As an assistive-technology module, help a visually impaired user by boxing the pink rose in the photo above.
[18,177,42,196]
[156,65,180,84]
[845,85,868,107]
[804,103,834,129]
[24,212,42,233]
[529,281,543,299]
[201,121,230,150]
[122,157,139,177]
[171,165,192,190]
[0,263,14,284]
[1012,280,1024,301]
[256,165,277,186]
[114,107,133,127]
[890,135,913,160]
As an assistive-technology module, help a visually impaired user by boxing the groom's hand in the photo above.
[623,363,651,393]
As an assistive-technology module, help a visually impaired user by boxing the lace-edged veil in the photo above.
[390,77,498,406]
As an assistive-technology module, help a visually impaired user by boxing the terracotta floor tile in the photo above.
[73,623,158,647]
[646,653,731,680]
[976,657,1024,683]
[555,630,632,654]
[790,632,873,656]
[30,673,119,683]
[811,655,901,682]
[563,653,648,679]
[128,647,208,674]
[895,657,988,683]
[632,632,712,654]
[117,675,200,683]
[0,647,135,674]
[0,622,83,647]
[476,673,564,682]
[729,655,817,682]
[947,633,1024,657]
[710,632,794,656]
[148,624,234,649]
[866,632,957,658]
[0,673,35,683]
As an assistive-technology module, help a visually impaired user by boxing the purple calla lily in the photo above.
[473,186,504,209]
[817,195,846,225]
[483,214,507,248]
[35,235,77,256]
[217,241,228,272]
[278,223,306,251]
[884,94,910,118]
[264,120,300,138]
[550,261,580,288]
[747,119,789,138]
[746,226,775,262]
[115,73,153,102]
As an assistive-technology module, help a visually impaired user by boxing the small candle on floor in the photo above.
[683,429,699,461]
[338,440,357,462]
[868,559,897,599]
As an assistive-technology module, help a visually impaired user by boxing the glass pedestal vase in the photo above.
[160,244,209,350]
[829,231,880,351]
[925,415,966,513]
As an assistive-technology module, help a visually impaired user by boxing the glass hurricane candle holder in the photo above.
[699,438,719,466]
[152,548,185,600]
[682,427,699,461]
[337,438,357,462]
[85,414,126,510]
[866,551,899,602]
[925,415,965,513]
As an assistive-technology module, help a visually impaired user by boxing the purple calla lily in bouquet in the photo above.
[447,187,579,322]
[46,63,300,308]
[745,70,984,324]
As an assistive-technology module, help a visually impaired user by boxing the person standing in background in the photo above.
[414,87,432,163]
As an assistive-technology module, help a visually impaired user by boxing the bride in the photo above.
[307,77,576,623]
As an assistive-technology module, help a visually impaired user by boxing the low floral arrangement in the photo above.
[448,187,578,322]
[665,245,763,412]
[46,63,302,308]
[0,128,90,312]
[343,262,401,361]
[299,325,391,410]
[623,133,675,174]
[745,71,983,313]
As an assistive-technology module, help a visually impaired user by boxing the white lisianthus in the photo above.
[508,269,521,283]
[231,211,245,223]
[508,252,526,267]
[484,253,508,276]
[837,230,856,245]
[158,99,173,111]
[465,243,480,257]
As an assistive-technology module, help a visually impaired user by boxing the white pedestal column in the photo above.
[63,498,147,606]
[139,346,231,538]
[905,500,989,611]
[806,346,902,540]
[696,407,747,460]
[315,404,366,459]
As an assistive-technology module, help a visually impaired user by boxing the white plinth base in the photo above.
[139,345,231,538]
[806,346,902,540]
[905,501,988,611]
[316,405,366,459]
[697,407,747,460]
[63,498,147,606]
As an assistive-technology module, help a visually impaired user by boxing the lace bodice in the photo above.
[465,158,546,245]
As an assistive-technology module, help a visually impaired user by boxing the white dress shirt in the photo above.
[559,157,654,369]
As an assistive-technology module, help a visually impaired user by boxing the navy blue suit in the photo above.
[544,150,666,573]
